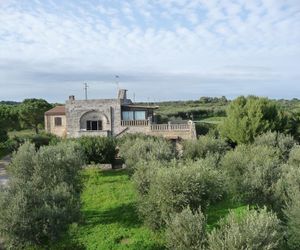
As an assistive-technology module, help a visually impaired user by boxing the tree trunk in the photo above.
[35,125,39,134]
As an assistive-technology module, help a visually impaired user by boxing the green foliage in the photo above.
[182,135,229,160]
[5,133,59,153]
[207,207,282,250]
[165,206,206,250]
[0,141,84,248]
[119,134,175,170]
[284,191,300,249]
[221,144,282,206]
[78,136,117,164]
[137,160,224,229]
[219,96,288,144]
[0,104,20,131]
[19,98,52,133]
[254,131,297,160]
[0,129,8,143]
[274,146,300,210]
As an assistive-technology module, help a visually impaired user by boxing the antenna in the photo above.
[133,92,136,102]
[115,75,120,91]
[84,82,88,100]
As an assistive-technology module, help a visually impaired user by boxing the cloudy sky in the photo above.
[0,0,299,102]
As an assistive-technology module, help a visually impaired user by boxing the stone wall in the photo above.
[65,99,123,138]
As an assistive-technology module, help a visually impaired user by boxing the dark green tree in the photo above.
[219,96,288,144]
[19,99,52,134]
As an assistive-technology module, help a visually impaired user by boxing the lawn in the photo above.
[55,168,165,250]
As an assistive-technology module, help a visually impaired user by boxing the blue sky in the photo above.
[0,0,299,102]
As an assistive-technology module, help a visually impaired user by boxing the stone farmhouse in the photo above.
[44,89,196,140]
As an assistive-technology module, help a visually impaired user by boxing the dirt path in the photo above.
[0,155,10,186]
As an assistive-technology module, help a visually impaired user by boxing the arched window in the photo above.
[80,111,109,131]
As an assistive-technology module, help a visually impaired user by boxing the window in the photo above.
[134,111,146,120]
[122,111,134,121]
[87,120,102,131]
[54,117,62,126]
[122,111,147,121]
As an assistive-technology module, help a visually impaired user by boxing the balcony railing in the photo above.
[121,120,149,127]
[150,124,190,131]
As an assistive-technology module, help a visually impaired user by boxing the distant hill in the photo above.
[0,101,20,105]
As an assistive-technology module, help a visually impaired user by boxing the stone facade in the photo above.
[45,89,197,140]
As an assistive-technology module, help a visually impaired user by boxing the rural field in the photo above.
[1,96,300,249]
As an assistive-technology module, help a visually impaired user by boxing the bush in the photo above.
[284,190,300,249]
[0,141,84,248]
[5,133,59,153]
[273,147,300,210]
[0,129,8,143]
[119,134,174,170]
[78,136,116,164]
[254,131,297,160]
[221,144,282,206]
[182,135,229,161]
[165,206,206,250]
[138,160,224,229]
[207,207,282,250]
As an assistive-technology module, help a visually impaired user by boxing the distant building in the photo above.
[44,89,196,140]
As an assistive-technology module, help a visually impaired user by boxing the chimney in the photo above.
[69,95,75,101]
[118,89,127,99]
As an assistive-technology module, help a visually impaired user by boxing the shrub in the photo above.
[182,135,229,161]
[0,141,84,248]
[78,136,116,164]
[138,160,224,229]
[254,131,296,160]
[0,129,8,142]
[207,207,282,250]
[284,190,300,249]
[5,133,59,153]
[119,135,174,170]
[132,159,171,196]
[221,144,282,206]
[165,206,206,250]
[274,163,300,211]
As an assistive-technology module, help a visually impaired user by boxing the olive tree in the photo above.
[165,206,206,250]
[208,207,282,250]
[119,135,174,170]
[221,144,282,206]
[138,160,224,229]
[182,135,229,161]
[0,141,84,248]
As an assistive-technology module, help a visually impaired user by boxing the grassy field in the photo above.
[53,168,246,250]
[55,169,165,250]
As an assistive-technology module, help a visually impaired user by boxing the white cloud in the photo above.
[0,0,299,101]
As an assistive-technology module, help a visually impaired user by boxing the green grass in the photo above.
[55,169,165,250]
[206,198,247,231]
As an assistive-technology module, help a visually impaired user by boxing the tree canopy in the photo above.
[19,99,52,134]
[219,96,290,144]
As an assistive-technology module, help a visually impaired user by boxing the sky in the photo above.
[0,0,299,102]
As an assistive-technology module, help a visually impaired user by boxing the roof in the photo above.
[122,104,159,109]
[45,106,66,116]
